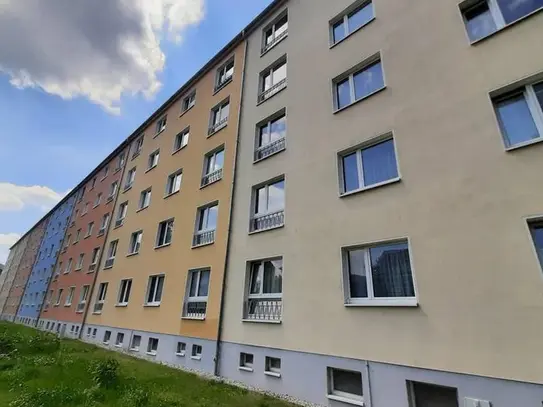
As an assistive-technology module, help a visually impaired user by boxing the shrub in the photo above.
[120,386,150,407]
[0,333,16,354]
[89,357,119,388]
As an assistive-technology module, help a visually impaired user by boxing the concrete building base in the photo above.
[39,318,83,339]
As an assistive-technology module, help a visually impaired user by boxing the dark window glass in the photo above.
[497,0,543,24]
[370,242,415,298]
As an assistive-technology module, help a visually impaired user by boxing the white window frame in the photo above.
[93,193,102,208]
[201,147,224,187]
[77,285,90,313]
[209,99,230,134]
[176,342,186,357]
[173,127,190,152]
[156,219,174,247]
[181,91,196,113]
[98,213,110,235]
[115,332,124,347]
[117,279,132,306]
[215,57,235,91]
[89,247,100,270]
[195,203,218,235]
[82,202,89,216]
[64,258,73,274]
[145,275,165,306]
[139,188,152,210]
[105,240,118,268]
[251,177,285,232]
[165,170,183,196]
[259,57,287,102]
[155,115,167,136]
[74,229,81,243]
[93,282,108,314]
[264,356,281,377]
[130,335,141,351]
[262,10,288,54]
[239,352,254,372]
[64,287,75,306]
[255,110,287,161]
[247,258,283,302]
[75,253,84,271]
[147,337,159,355]
[147,149,160,171]
[125,168,136,190]
[116,202,128,227]
[330,0,375,46]
[327,367,365,406]
[107,181,118,201]
[103,330,111,344]
[184,268,210,316]
[128,231,143,255]
[85,222,94,238]
[132,136,144,159]
[191,344,202,360]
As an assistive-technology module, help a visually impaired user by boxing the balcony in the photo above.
[76,302,86,313]
[254,137,286,162]
[261,30,288,54]
[244,298,282,322]
[182,301,207,320]
[258,79,287,104]
[208,117,228,136]
[201,168,223,188]
[192,230,215,248]
[251,210,284,233]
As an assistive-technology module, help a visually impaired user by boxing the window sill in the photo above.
[146,351,157,356]
[145,166,157,174]
[191,241,215,249]
[144,303,161,308]
[329,18,375,50]
[84,235,91,240]
[238,366,254,372]
[74,267,82,272]
[136,206,149,213]
[181,316,206,321]
[92,204,100,209]
[179,104,194,118]
[172,145,187,155]
[131,152,140,161]
[154,243,172,250]
[103,342,110,345]
[264,371,281,378]
[327,395,365,406]
[339,177,401,198]
[333,86,386,114]
[175,352,186,357]
[129,348,139,352]
[213,77,233,95]
[115,303,128,307]
[63,304,72,307]
[190,356,201,361]
[126,252,140,257]
[76,311,84,314]
[164,190,180,199]
[207,122,228,138]
[113,224,123,230]
[249,224,284,235]
[504,137,543,152]
[114,344,123,348]
[253,146,286,164]
[92,311,102,315]
[242,319,282,324]
[256,85,287,106]
[153,129,165,138]
[103,265,113,270]
[113,167,121,174]
[106,197,114,204]
[345,298,418,307]
[200,177,222,190]
[123,186,132,193]
[260,32,288,57]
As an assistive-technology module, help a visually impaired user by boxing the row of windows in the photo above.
[77,153,126,203]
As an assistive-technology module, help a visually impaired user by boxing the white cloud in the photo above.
[0,183,66,212]
[0,233,21,264]
[0,0,204,114]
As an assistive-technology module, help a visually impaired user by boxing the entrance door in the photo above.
[410,382,459,407]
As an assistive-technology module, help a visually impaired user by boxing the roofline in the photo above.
[9,0,287,251]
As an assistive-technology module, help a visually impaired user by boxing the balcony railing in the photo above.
[261,30,288,54]
[76,302,86,313]
[258,78,287,103]
[93,302,103,314]
[254,137,286,161]
[251,210,284,232]
[183,301,207,319]
[214,76,232,93]
[192,230,215,247]
[208,117,228,135]
[104,258,115,269]
[201,168,223,188]
[244,298,282,322]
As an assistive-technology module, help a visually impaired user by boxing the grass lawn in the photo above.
[0,322,296,407]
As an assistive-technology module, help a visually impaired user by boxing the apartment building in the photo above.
[3,219,48,324]
[0,236,29,317]
[80,36,246,374]
[15,196,76,327]
[218,0,543,406]
[39,148,129,336]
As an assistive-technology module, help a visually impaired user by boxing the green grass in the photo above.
[0,322,295,407]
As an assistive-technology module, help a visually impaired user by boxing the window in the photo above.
[128,231,143,255]
[215,58,234,91]
[89,247,100,271]
[255,111,286,161]
[115,333,124,347]
[251,178,285,232]
[148,149,160,170]
[93,282,108,313]
[173,127,190,152]
[117,152,125,171]
[92,328,97,338]
[327,368,363,404]
[191,344,202,360]
[209,99,230,135]
[125,168,136,190]
[262,11,288,53]
[86,327,91,337]
[64,258,73,274]
[334,55,384,111]
[98,213,110,236]
[82,203,89,216]
[85,222,94,238]
[492,81,543,149]
[104,240,118,269]
[258,57,287,103]
[118,279,132,306]
[93,193,102,208]
[408,381,459,407]
[183,268,210,319]
[265,357,281,377]
[55,289,64,306]
[239,353,254,371]
[529,220,543,269]
[343,240,416,306]
[103,330,111,344]
[132,136,144,159]
[115,202,128,227]
[340,136,399,195]
[182,91,196,113]
[176,342,186,356]
[147,338,159,355]
[155,115,167,135]
[145,275,164,306]
[75,253,84,271]
[156,219,174,247]
[62,234,71,252]
[107,181,118,201]
[201,148,224,187]
[245,258,283,322]
[139,188,152,210]
[130,335,141,351]
[460,0,543,42]
[75,229,81,243]
[165,170,182,196]
[77,285,90,312]
[193,203,218,247]
[102,166,109,180]
[331,0,374,45]
[78,187,85,202]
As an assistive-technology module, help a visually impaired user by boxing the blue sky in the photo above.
[0,0,272,262]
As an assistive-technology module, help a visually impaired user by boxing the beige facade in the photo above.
[86,41,246,341]
[221,0,543,387]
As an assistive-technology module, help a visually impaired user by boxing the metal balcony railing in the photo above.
[201,168,223,187]
[261,30,288,54]
[183,301,207,319]
[244,298,282,322]
[251,210,284,232]
[254,137,286,161]
[192,230,215,247]
[104,258,115,269]
[208,117,228,135]
[258,78,287,103]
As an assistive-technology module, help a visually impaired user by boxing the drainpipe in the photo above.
[214,34,248,377]
[365,361,373,407]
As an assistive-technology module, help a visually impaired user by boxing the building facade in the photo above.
[40,149,129,336]
[218,0,543,406]
[81,38,246,375]
[0,236,29,317]
[16,195,76,327]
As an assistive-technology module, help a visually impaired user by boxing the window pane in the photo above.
[270,116,286,142]
[263,72,272,91]
[348,249,368,298]
[249,264,263,294]
[256,186,267,214]
[531,224,543,267]
[464,3,497,41]
[370,242,415,298]
[263,260,283,294]
[496,0,543,24]
[268,180,285,213]
[273,63,287,84]
[361,139,398,186]
[333,21,345,43]
[495,93,540,147]
[197,270,210,297]
[348,2,374,32]
[337,78,351,109]
[148,278,156,302]
[353,61,384,101]
[207,205,218,229]
[343,153,360,192]
[259,124,270,146]
[534,82,543,111]
[214,150,225,170]
[189,272,198,297]
[220,103,230,121]
[155,277,164,302]
[332,369,363,397]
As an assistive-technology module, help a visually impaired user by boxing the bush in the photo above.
[120,386,150,407]
[0,333,16,354]
[89,357,119,388]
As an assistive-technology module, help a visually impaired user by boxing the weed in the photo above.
[89,357,119,388]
